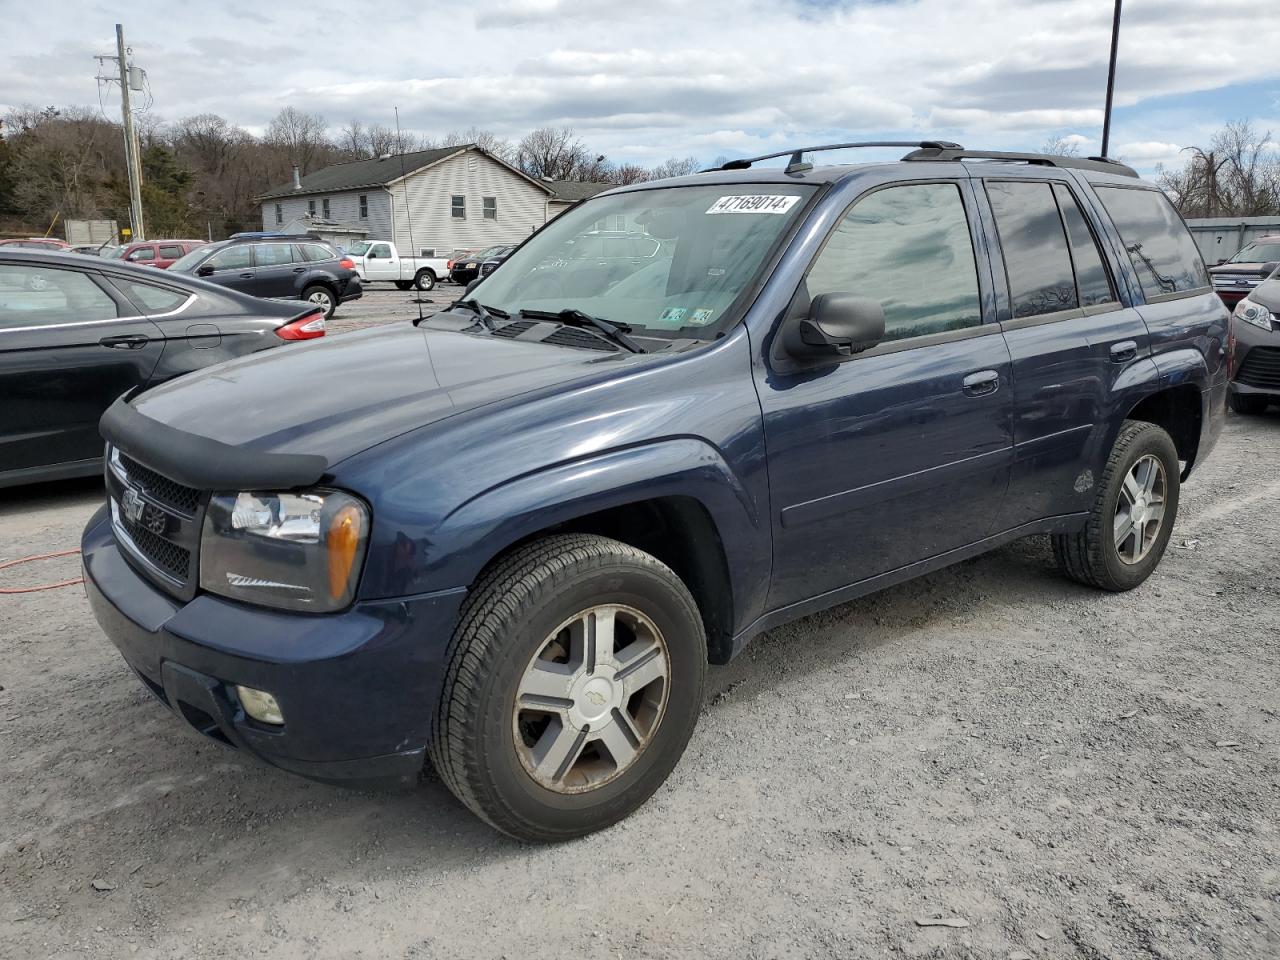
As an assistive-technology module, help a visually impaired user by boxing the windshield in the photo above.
[468,183,815,337]
[474,245,507,260]
[100,246,126,259]
[347,240,372,257]
[168,243,220,273]
[1230,241,1280,264]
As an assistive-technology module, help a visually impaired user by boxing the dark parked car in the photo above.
[168,237,362,319]
[117,239,206,269]
[1208,235,1280,308]
[477,245,515,280]
[0,237,70,251]
[449,245,512,285]
[1226,272,1280,414]
[0,250,327,488]
[84,143,1225,842]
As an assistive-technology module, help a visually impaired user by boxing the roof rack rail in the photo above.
[713,141,965,175]
[901,146,1139,178]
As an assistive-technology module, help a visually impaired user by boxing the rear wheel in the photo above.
[414,269,436,292]
[428,534,707,842]
[301,284,336,319]
[1053,420,1180,591]
[1229,391,1269,415]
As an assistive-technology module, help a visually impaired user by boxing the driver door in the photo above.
[756,179,1014,610]
[364,242,397,281]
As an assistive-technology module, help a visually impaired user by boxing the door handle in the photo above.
[962,370,1000,397]
[292,266,305,273]
[100,333,150,350]
[1110,340,1138,363]
[239,272,254,279]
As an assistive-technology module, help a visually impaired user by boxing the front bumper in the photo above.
[1230,315,1280,398]
[82,506,466,786]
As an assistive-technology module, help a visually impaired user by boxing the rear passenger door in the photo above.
[976,175,1150,530]
[249,242,302,298]
[759,179,1014,610]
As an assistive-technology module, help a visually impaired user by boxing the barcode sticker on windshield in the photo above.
[706,195,801,215]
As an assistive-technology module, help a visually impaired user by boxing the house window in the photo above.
[308,199,316,217]
[359,195,368,219]
[322,198,331,219]
[274,203,282,225]
[451,195,466,219]
[483,197,497,220]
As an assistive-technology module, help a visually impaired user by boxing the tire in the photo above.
[394,280,413,291]
[1052,419,1180,592]
[1229,391,1269,415]
[428,533,707,842]
[414,269,436,292]
[301,284,336,319]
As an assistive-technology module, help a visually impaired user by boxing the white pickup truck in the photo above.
[345,240,450,291]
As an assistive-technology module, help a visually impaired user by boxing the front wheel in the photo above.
[301,284,336,319]
[428,534,707,842]
[414,269,436,292]
[394,280,413,291]
[1053,419,1180,591]
[1230,391,1269,415]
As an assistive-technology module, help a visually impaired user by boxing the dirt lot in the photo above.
[1,320,1278,958]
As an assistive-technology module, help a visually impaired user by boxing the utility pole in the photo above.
[115,23,145,241]
[1100,0,1122,158]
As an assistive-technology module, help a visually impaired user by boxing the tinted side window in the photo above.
[806,182,982,342]
[206,246,253,271]
[302,243,338,262]
[158,244,184,259]
[986,181,1078,318]
[114,278,188,313]
[255,243,295,266]
[1053,184,1115,307]
[127,246,156,262]
[0,265,119,328]
[1095,186,1209,297]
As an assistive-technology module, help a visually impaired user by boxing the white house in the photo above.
[258,145,610,256]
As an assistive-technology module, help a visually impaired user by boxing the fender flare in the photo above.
[420,437,768,630]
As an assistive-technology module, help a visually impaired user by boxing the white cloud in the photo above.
[3,0,1279,174]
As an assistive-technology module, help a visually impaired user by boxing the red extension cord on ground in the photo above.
[0,549,83,594]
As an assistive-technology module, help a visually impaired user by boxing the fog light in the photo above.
[236,685,284,725]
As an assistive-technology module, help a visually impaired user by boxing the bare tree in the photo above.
[1039,136,1081,157]
[648,156,701,180]
[264,107,332,174]
[1159,121,1280,218]
[517,126,601,181]
[611,163,650,185]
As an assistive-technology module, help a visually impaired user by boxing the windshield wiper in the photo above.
[518,308,646,353]
[427,298,509,330]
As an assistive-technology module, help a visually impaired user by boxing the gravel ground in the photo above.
[1,334,1277,959]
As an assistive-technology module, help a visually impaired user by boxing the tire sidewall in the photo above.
[415,270,435,291]
[303,285,335,318]
[1099,426,1180,589]
[469,560,705,837]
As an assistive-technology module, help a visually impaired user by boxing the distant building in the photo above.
[257,145,611,255]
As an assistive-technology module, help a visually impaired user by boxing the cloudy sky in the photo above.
[3,0,1278,176]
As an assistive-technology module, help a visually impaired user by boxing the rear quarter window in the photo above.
[1095,187,1208,298]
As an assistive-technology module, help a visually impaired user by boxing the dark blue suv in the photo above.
[82,143,1227,841]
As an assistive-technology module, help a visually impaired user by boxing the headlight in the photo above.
[1234,298,1275,332]
[199,489,369,612]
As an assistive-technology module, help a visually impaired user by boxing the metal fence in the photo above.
[1185,217,1280,265]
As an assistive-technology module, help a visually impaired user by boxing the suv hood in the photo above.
[112,322,641,488]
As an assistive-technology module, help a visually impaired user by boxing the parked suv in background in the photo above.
[167,237,362,318]
[1209,236,1280,308]
[118,239,206,269]
[84,143,1225,842]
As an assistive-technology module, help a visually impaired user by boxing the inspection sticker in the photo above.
[658,307,688,325]
[689,308,716,325]
[706,195,801,215]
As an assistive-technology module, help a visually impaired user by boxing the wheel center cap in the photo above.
[568,669,619,728]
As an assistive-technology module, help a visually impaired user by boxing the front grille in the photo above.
[119,452,201,514]
[544,327,618,352]
[118,512,192,580]
[1237,346,1280,390]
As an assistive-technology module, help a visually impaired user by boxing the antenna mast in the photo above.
[394,107,425,324]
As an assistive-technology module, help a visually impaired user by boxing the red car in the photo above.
[116,239,207,269]
[0,237,70,251]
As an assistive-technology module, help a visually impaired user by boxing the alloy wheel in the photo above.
[513,604,670,794]
[1114,453,1167,564]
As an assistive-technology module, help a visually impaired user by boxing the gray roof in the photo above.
[258,146,466,199]
[545,181,613,202]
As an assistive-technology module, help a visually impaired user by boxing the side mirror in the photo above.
[197,264,215,277]
[1261,261,1279,279]
[465,278,482,296]
[784,293,885,361]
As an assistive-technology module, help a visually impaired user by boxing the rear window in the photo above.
[0,264,119,328]
[1095,187,1208,298]
[113,277,188,313]
[300,243,338,262]
[986,181,1079,318]
[158,244,184,259]
[254,242,296,266]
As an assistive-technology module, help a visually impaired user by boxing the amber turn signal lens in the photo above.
[326,503,364,601]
